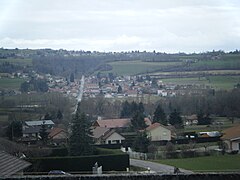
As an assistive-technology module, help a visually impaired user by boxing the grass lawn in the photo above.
[0,78,25,89]
[154,154,240,172]
[184,117,239,133]
[106,60,181,75]
[161,75,240,90]
[192,55,240,70]
[150,70,240,76]
[0,115,8,122]
[0,58,32,66]
[208,76,240,89]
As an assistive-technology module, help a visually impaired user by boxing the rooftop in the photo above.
[0,151,31,177]
[25,120,54,126]
[92,127,110,139]
[221,124,240,140]
[94,118,131,128]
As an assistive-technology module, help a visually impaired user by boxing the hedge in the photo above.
[28,154,129,173]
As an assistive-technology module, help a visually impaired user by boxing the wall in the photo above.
[149,126,171,141]
[232,140,240,151]
[105,132,125,144]
[1,173,240,180]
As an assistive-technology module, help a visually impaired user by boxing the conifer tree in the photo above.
[169,109,183,128]
[131,111,146,130]
[133,131,150,153]
[39,121,49,145]
[153,104,167,125]
[69,112,94,156]
[120,101,131,118]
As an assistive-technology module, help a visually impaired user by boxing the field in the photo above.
[0,78,25,89]
[184,116,240,133]
[154,154,240,172]
[150,70,240,76]
[106,60,182,75]
[191,55,240,70]
[0,58,32,66]
[161,75,240,90]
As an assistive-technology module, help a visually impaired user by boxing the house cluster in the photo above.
[83,75,212,99]
[91,118,175,145]
[46,74,83,98]
[21,120,67,145]
[19,117,176,146]
[18,118,240,153]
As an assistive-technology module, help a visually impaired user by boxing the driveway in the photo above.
[130,159,193,174]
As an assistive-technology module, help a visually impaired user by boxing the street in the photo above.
[130,159,193,174]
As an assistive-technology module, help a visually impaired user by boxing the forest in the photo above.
[80,88,240,120]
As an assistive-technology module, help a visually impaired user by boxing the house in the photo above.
[221,124,240,152]
[48,127,68,145]
[92,127,110,144]
[22,126,41,142]
[93,118,131,129]
[92,127,125,144]
[23,120,54,129]
[22,120,54,143]
[185,114,198,125]
[102,129,125,144]
[145,122,172,141]
[157,90,167,97]
[0,151,31,177]
[144,117,152,126]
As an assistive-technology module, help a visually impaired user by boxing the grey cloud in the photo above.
[0,0,240,52]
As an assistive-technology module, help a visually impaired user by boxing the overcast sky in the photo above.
[0,0,240,52]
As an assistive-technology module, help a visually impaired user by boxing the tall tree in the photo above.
[117,85,123,94]
[6,120,22,140]
[131,111,146,130]
[69,112,94,156]
[20,81,30,92]
[70,73,74,82]
[130,101,138,114]
[169,109,183,128]
[56,109,63,120]
[153,104,167,125]
[120,101,131,118]
[197,112,212,125]
[138,102,145,114]
[39,121,49,145]
[133,131,150,153]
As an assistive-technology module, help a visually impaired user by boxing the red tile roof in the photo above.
[146,122,170,131]
[144,117,152,126]
[221,124,240,140]
[48,128,66,138]
[0,151,31,176]
[92,127,110,139]
[94,118,131,128]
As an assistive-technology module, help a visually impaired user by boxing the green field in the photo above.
[0,58,32,66]
[191,54,240,69]
[150,70,240,76]
[106,60,182,75]
[154,154,240,172]
[161,75,240,90]
[0,78,25,89]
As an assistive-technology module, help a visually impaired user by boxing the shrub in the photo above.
[28,154,129,173]
[181,150,195,158]
[50,148,68,157]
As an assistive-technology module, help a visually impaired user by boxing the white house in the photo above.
[157,90,167,97]
[103,130,125,144]
[92,127,125,145]
[145,122,172,141]
[22,120,54,143]
[221,124,240,152]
